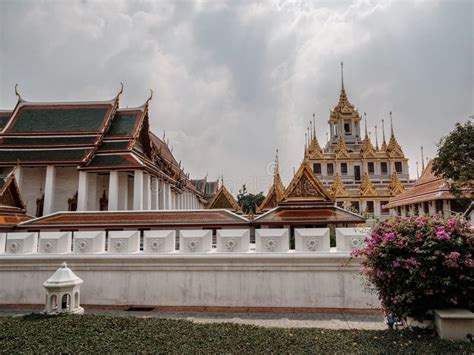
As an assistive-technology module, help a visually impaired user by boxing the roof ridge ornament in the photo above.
[145,89,153,107]
[14,84,24,102]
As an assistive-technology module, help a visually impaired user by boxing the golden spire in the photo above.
[416,161,419,179]
[364,112,368,138]
[421,146,425,171]
[330,173,348,197]
[374,125,379,151]
[380,118,387,151]
[341,61,345,92]
[386,111,404,157]
[307,115,323,158]
[359,172,377,196]
[387,171,405,196]
[360,112,376,157]
[312,113,316,140]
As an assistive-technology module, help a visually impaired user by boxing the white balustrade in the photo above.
[39,232,72,254]
[143,230,175,253]
[107,231,140,253]
[255,229,289,252]
[179,230,212,253]
[6,232,38,254]
[295,228,330,252]
[335,227,370,252]
[73,231,105,253]
[216,229,250,252]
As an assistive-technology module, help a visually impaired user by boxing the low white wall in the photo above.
[0,253,379,310]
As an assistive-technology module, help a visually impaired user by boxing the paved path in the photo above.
[0,307,386,330]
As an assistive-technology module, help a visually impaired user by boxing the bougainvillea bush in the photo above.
[353,215,473,321]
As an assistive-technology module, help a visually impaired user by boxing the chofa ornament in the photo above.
[306,237,320,251]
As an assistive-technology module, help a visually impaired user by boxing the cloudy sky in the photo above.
[0,0,472,194]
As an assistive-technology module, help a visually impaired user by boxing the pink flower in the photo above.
[414,247,422,254]
[405,258,418,267]
[425,289,434,295]
[436,226,450,240]
[447,219,456,228]
[383,232,396,242]
[392,260,401,268]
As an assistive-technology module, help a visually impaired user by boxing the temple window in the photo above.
[395,161,403,174]
[414,203,419,215]
[351,201,360,213]
[397,207,402,215]
[381,162,388,175]
[340,163,348,175]
[435,200,443,213]
[327,163,334,176]
[344,121,351,135]
[368,162,375,175]
[423,202,429,214]
[99,190,108,211]
[336,201,344,208]
[313,163,321,175]
[381,201,390,215]
[36,195,44,217]
[366,201,374,214]
[333,125,338,137]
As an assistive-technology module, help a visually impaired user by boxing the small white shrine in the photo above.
[43,262,84,315]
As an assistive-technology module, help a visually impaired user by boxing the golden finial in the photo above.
[309,121,313,141]
[381,118,386,144]
[312,113,316,139]
[364,112,368,138]
[145,89,153,106]
[374,125,379,150]
[389,111,394,137]
[115,82,124,101]
[340,61,344,91]
[14,84,24,102]
[421,146,425,171]
[416,161,419,179]
[162,130,166,140]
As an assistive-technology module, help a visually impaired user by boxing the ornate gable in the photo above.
[360,136,376,158]
[207,185,242,212]
[329,173,348,197]
[335,136,350,159]
[283,163,332,201]
[387,135,404,158]
[387,171,405,196]
[0,170,26,210]
[359,172,377,197]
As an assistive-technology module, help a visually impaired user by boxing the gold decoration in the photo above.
[329,173,348,197]
[335,136,350,159]
[207,185,242,212]
[283,162,332,201]
[387,135,404,158]
[387,171,405,196]
[359,172,377,196]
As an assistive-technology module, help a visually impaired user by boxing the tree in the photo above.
[237,185,265,214]
[432,120,473,205]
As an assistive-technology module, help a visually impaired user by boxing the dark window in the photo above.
[381,162,388,174]
[368,162,375,175]
[68,192,78,212]
[351,201,360,213]
[397,207,402,216]
[381,201,390,215]
[99,190,108,211]
[436,200,443,213]
[395,161,403,173]
[336,201,344,208]
[423,202,429,214]
[341,163,348,175]
[344,122,351,135]
[313,163,321,174]
[327,163,334,176]
[36,195,44,217]
[414,204,419,215]
[366,201,374,214]
[354,166,361,180]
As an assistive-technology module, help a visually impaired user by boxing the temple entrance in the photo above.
[354,166,361,181]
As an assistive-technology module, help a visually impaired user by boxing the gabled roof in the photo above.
[18,209,248,229]
[0,169,26,211]
[384,161,455,209]
[282,162,332,202]
[254,204,365,226]
[0,111,12,130]
[207,185,242,212]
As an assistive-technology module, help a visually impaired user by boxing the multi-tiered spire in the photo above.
[360,112,376,158]
[305,114,323,159]
[386,111,404,157]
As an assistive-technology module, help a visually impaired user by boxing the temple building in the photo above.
[384,160,467,218]
[0,86,208,217]
[303,63,410,219]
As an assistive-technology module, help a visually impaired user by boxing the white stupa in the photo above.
[43,262,84,314]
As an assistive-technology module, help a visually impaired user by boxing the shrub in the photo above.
[353,215,473,321]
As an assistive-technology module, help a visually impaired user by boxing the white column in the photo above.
[143,174,151,210]
[158,180,165,210]
[87,173,98,210]
[151,178,159,210]
[77,171,88,211]
[14,166,22,191]
[108,171,119,211]
[118,172,129,210]
[167,184,173,209]
[133,170,144,210]
[43,165,56,215]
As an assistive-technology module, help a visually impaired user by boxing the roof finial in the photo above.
[389,111,394,137]
[163,130,166,140]
[14,84,23,102]
[374,125,379,150]
[274,148,279,176]
[304,132,308,150]
[421,145,425,172]
[145,89,153,106]
[116,82,124,101]
[364,112,368,138]
[340,61,344,91]
[381,118,386,144]
[309,120,313,141]
[312,113,316,139]
[416,161,419,179]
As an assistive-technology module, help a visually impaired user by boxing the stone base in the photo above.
[435,309,474,342]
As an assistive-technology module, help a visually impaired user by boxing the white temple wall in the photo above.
[53,167,79,212]
[20,167,46,216]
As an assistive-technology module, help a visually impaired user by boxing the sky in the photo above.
[0,0,472,195]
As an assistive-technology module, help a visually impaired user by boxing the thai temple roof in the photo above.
[0,86,204,197]
[385,161,454,209]
[0,169,31,228]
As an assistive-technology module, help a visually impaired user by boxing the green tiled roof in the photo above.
[0,115,11,129]
[98,141,130,151]
[0,149,89,163]
[1,136,97,146]
[87,154,136,167]
[9,108,108,133]
[107,114,137,136]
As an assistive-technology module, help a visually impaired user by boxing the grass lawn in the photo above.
[0,314,472,353]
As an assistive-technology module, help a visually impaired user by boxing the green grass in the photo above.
[0,314,472,353]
